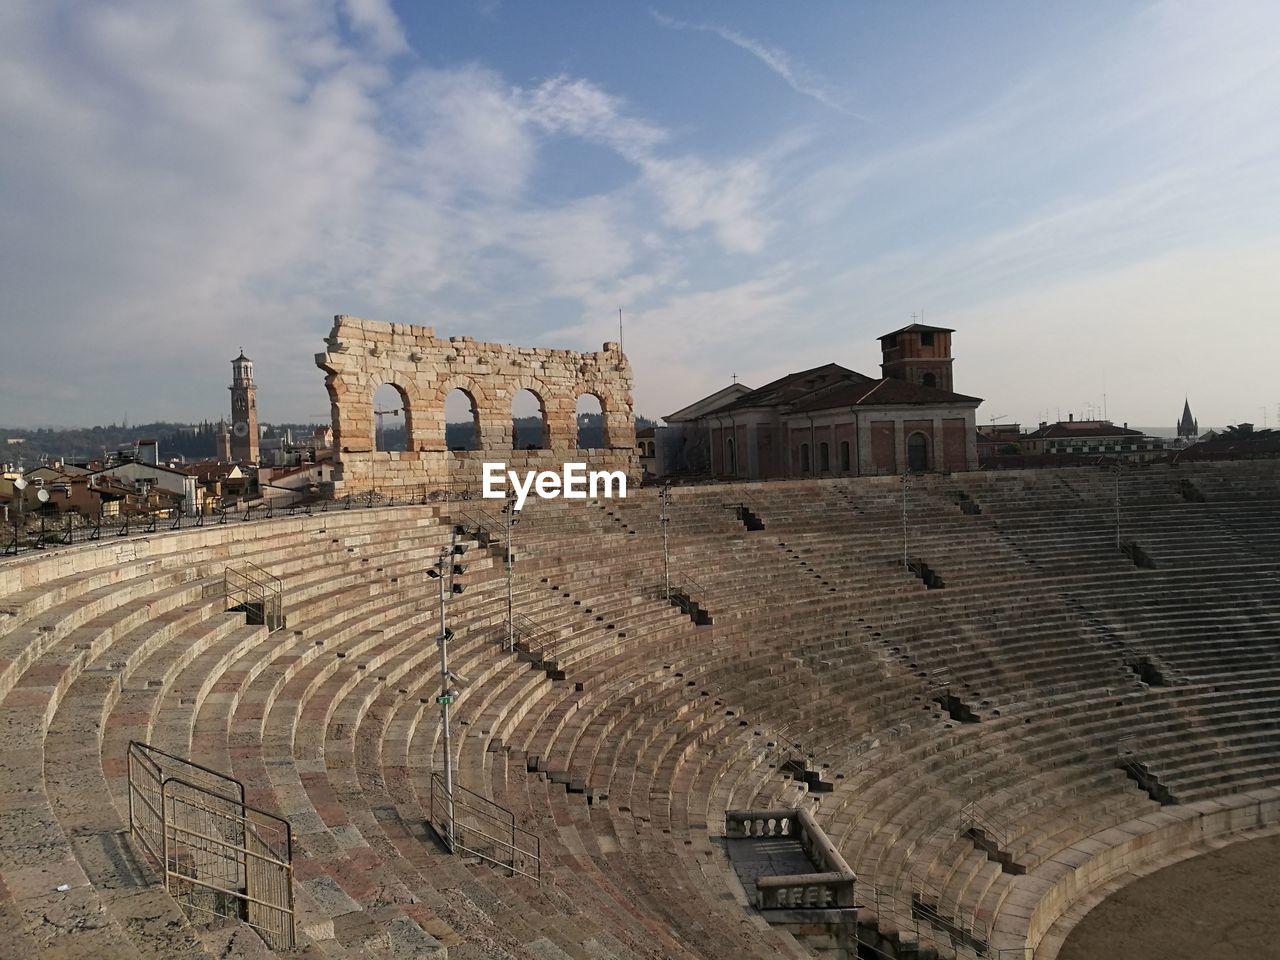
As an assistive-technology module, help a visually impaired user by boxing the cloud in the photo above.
[341,0,408,55]
[0,1,778,425]
[651,9,860,118]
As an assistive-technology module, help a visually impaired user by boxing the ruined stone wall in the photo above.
[315,315,636,494]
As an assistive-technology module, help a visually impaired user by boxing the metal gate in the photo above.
[127,742,294,949]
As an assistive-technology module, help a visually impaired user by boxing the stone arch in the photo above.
[372,382,409,452]
[575,391,606,449]
[444,386,481,451]
[316,316,636,494]
[907,431,930,472]
[511,386,547,449]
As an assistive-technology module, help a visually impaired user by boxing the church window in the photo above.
[922,372,937,389]
[840,441,851,472]
[819,442,830,472]
[920,332,934,346]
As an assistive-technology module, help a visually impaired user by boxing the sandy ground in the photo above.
[1058,832,1280,960]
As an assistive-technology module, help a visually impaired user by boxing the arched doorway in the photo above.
[512,388,546,449]
[576,394,604,448]
[445,388,479,451]
[907,432,930,472]
[372,383,407,452]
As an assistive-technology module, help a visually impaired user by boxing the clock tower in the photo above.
[229,349,260,464]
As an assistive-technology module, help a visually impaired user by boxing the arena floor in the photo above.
[1058,831,1280,960]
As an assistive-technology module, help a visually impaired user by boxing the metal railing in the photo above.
[127,741,294,950]
[428,771,540,883]
[505,611,558,661]
[224,561,285,632]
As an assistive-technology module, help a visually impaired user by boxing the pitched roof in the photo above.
[789,376,982,413]
[878,322,955,340]
[1023,421,1145,440]
[721,363,872,412]
[663,383,754,422]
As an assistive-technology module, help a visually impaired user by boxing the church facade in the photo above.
[665,323,982,480]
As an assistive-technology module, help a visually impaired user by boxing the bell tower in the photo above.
[229,349,260,464]
[879,322,955,392]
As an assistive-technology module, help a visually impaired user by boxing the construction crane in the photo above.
[374,407,401,451]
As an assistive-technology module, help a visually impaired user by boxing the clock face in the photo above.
[232,421,249,438]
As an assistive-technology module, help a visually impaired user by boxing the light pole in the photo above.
[427,531,468,850]
[503,493,520,651]
[1113,465,1122,550]
[901,470,910,569]
[660,485,671,600]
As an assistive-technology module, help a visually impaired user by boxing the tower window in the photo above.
[922,372,937,389]
[920,332,934,346]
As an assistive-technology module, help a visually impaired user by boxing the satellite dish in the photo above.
[13,477,27,491]
[36,488,50,503]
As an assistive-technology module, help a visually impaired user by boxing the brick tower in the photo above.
[229,350,260,464]
[879,322,955,391]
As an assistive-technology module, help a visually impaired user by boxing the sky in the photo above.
[2,0,1279,431]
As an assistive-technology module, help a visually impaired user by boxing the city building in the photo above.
[1020,417,1170,461]
[665,323,982,480]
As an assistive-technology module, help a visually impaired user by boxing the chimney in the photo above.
[138,439,159,466]
[1068,413,1074,422]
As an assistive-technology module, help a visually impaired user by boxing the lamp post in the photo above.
[503,493,520,651]
[901,470,910,569]
[660,485,671,600]
[1113,465,1122,551]
[427,531,468,850]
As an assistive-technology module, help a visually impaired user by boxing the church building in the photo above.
[664,323,982,479]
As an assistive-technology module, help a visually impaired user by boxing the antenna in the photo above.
[618,308,623,353]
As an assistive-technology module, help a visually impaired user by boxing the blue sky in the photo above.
[2,0,1278,430]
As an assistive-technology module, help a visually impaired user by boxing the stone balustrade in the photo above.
[726,807,857,910]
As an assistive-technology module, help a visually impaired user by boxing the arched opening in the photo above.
[840,440,851,473]
[576,393,604,448]
[922,372,938,389]
[372,383,407,452]
[647,441,655,457]
[819,442,830,473]
[512,388,546,449]
[726,437,736,475]
[799,442,811,475]
[445,388,479,451]
[907,432,930,472]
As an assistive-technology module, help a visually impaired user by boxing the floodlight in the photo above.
[427,568,441,579]
[451,563,465,576]
[438,628,455,643]
[452,543,468,555]
[453,524,466,536]
[451,583,465,595]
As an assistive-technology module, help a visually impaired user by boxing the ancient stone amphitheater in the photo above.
[1,461,1278,960]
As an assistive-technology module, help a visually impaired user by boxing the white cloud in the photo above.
[651,9,859,117]
[341,0,408,55]
[0,1,778,424]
